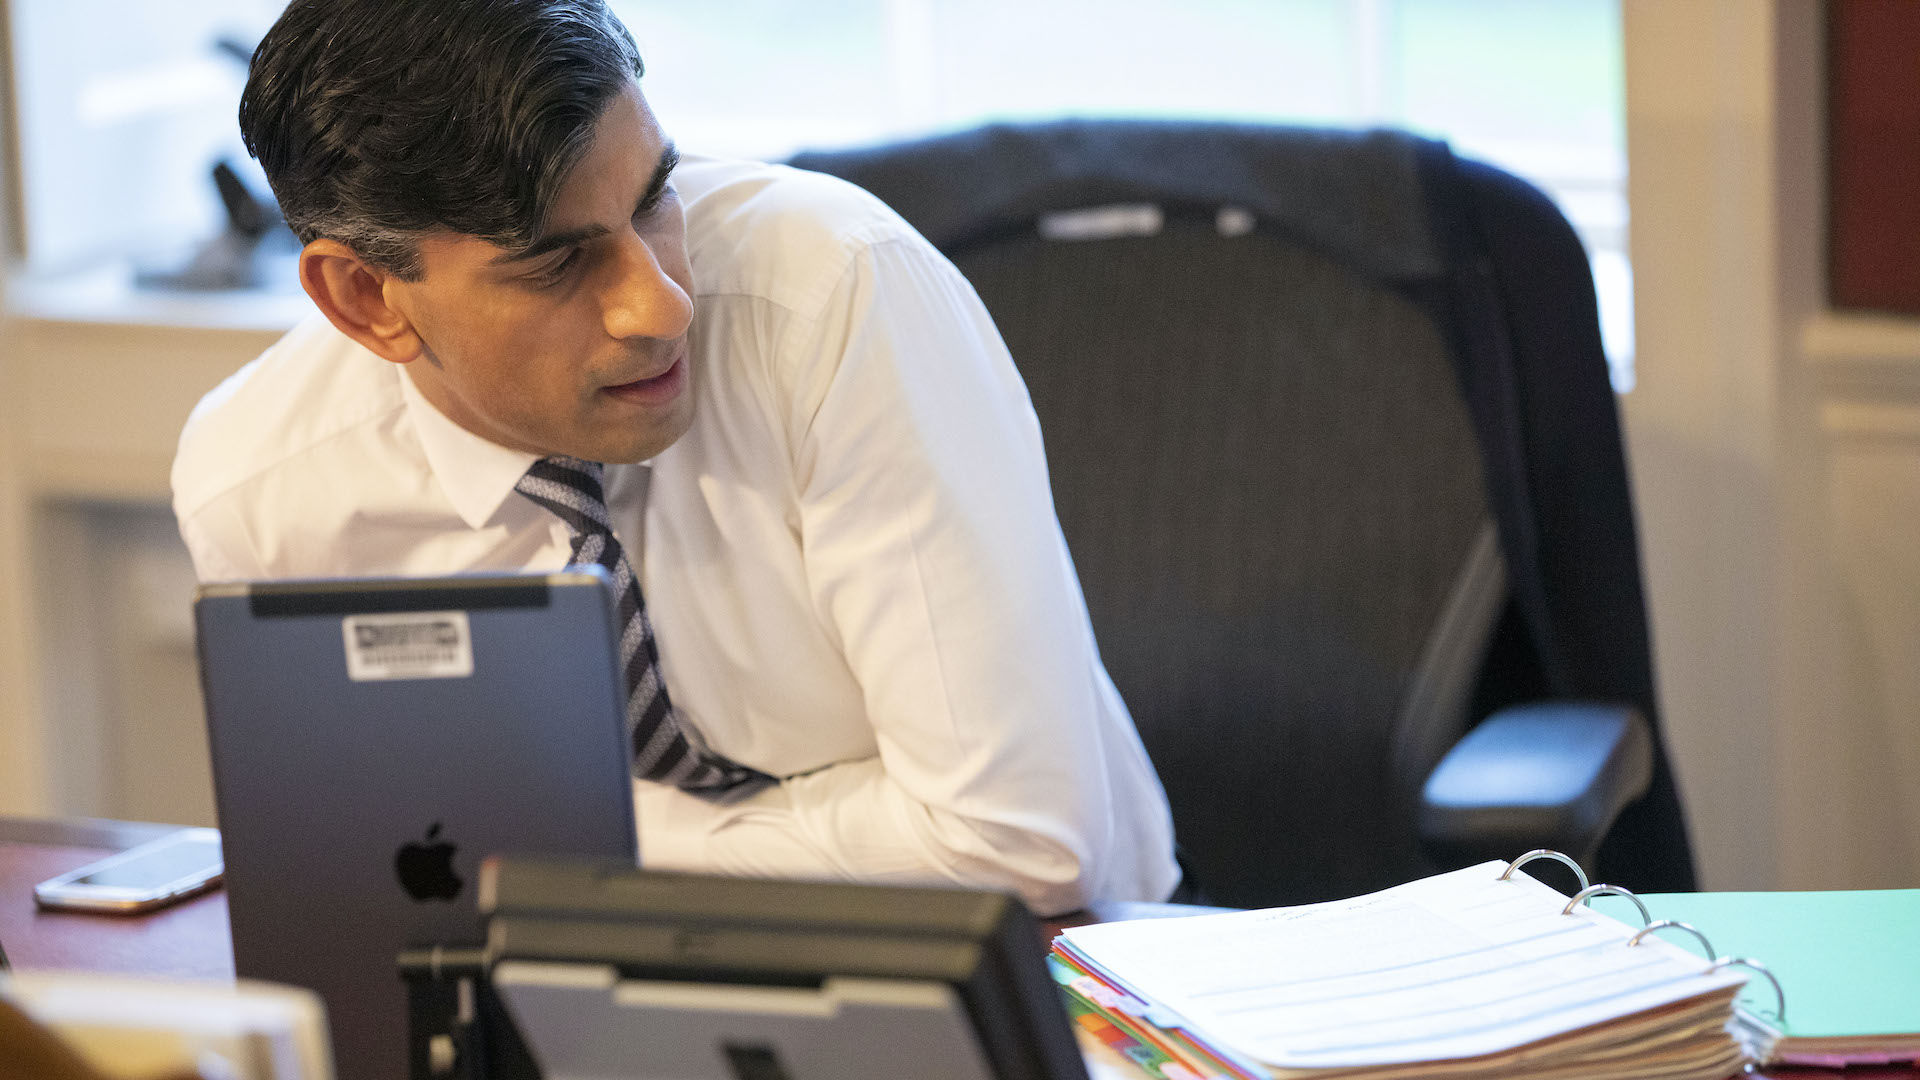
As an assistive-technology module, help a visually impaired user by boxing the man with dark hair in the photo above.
[172,0,1177,913]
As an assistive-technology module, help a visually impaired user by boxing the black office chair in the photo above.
[793,121,1696,908]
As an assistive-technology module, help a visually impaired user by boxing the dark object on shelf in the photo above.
[214,34,256,67]
[135,159,298,292]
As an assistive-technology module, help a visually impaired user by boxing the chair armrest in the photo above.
[1417,702,1653,873]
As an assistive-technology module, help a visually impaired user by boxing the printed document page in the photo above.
[1060,862,1747,1069]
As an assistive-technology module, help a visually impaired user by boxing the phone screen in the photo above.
[73,833,222,889]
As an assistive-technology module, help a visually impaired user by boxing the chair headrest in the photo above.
[789,118,1448,282]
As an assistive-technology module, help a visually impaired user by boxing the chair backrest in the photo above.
[792,121,1695,906]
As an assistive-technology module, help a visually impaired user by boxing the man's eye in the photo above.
[634,185,676,223]
[530,250,579,286]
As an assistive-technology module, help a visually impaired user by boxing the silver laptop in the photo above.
[195,570,638,1080]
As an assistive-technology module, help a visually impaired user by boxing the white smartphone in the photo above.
[33,827,224,914]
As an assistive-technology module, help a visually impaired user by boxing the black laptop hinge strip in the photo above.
[248,580,552,616]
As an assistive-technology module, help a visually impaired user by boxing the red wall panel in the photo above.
[1829,0,1920,315]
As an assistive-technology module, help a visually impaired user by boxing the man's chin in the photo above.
[569,407,694,465]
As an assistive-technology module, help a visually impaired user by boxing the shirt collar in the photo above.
[398,367,541,531]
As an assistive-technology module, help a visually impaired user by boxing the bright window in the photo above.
[6,0,1632,383]
[6,0,283,272]
[620,0,1634,386]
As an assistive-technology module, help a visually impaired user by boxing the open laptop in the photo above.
[194,571,638,1080]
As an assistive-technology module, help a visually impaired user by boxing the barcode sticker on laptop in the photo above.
[342,612,474,681]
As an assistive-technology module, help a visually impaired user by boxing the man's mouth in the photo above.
[602,355,687,406]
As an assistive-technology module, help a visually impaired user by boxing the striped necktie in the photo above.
[515,456,771,796]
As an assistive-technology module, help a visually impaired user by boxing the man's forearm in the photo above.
[633,755,1104,916]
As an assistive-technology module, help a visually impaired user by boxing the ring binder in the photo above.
[1500,851,1805,1068]
[1057,851,1772,1079]
[1629,919,1717,962]
[1711,957,1786,1023]
[1497,848,1589,892]
[1562,883,1651,924]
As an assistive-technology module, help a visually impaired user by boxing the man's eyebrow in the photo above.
[492,222,610,266]
[641,142,680,208]
[490,142,680,268]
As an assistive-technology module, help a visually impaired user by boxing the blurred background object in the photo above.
[132,160,296,292]
[0,970,333,1080]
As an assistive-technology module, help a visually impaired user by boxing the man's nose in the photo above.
[600,235,693,341]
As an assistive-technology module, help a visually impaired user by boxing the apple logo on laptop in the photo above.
[395,822,463,902]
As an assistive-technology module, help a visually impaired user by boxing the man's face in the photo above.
[387,82,694,464]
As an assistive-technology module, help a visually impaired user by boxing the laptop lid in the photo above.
[195,571,638,1080]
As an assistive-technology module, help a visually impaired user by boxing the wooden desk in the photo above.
[0,819,1895,1080]
[0,815,1200,984]
[0,816,234,981]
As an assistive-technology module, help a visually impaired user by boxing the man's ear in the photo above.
[298,239,426,365]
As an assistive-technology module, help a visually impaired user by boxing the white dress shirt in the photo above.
[171,155,1180,914]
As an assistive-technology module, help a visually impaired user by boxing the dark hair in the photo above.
[240,0,643,279]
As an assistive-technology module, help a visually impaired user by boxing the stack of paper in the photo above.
[1053,862,1751,1080]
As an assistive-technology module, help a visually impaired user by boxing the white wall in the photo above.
[0,2,50,814]
[0,328,46,816]
[0,314,282,823]
[1622,0,1920,890]
[0,333,46,815]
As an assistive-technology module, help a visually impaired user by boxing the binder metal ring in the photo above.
[1562,884,1651,925]
[1498,849,1590,894]
[1710,956,1786,1024]
[1627,919,1716,962]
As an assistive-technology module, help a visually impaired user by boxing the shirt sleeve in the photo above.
[637,232,1177,915]
[175,497,269,583]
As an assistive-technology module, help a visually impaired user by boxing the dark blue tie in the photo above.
[516,456,771,795]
